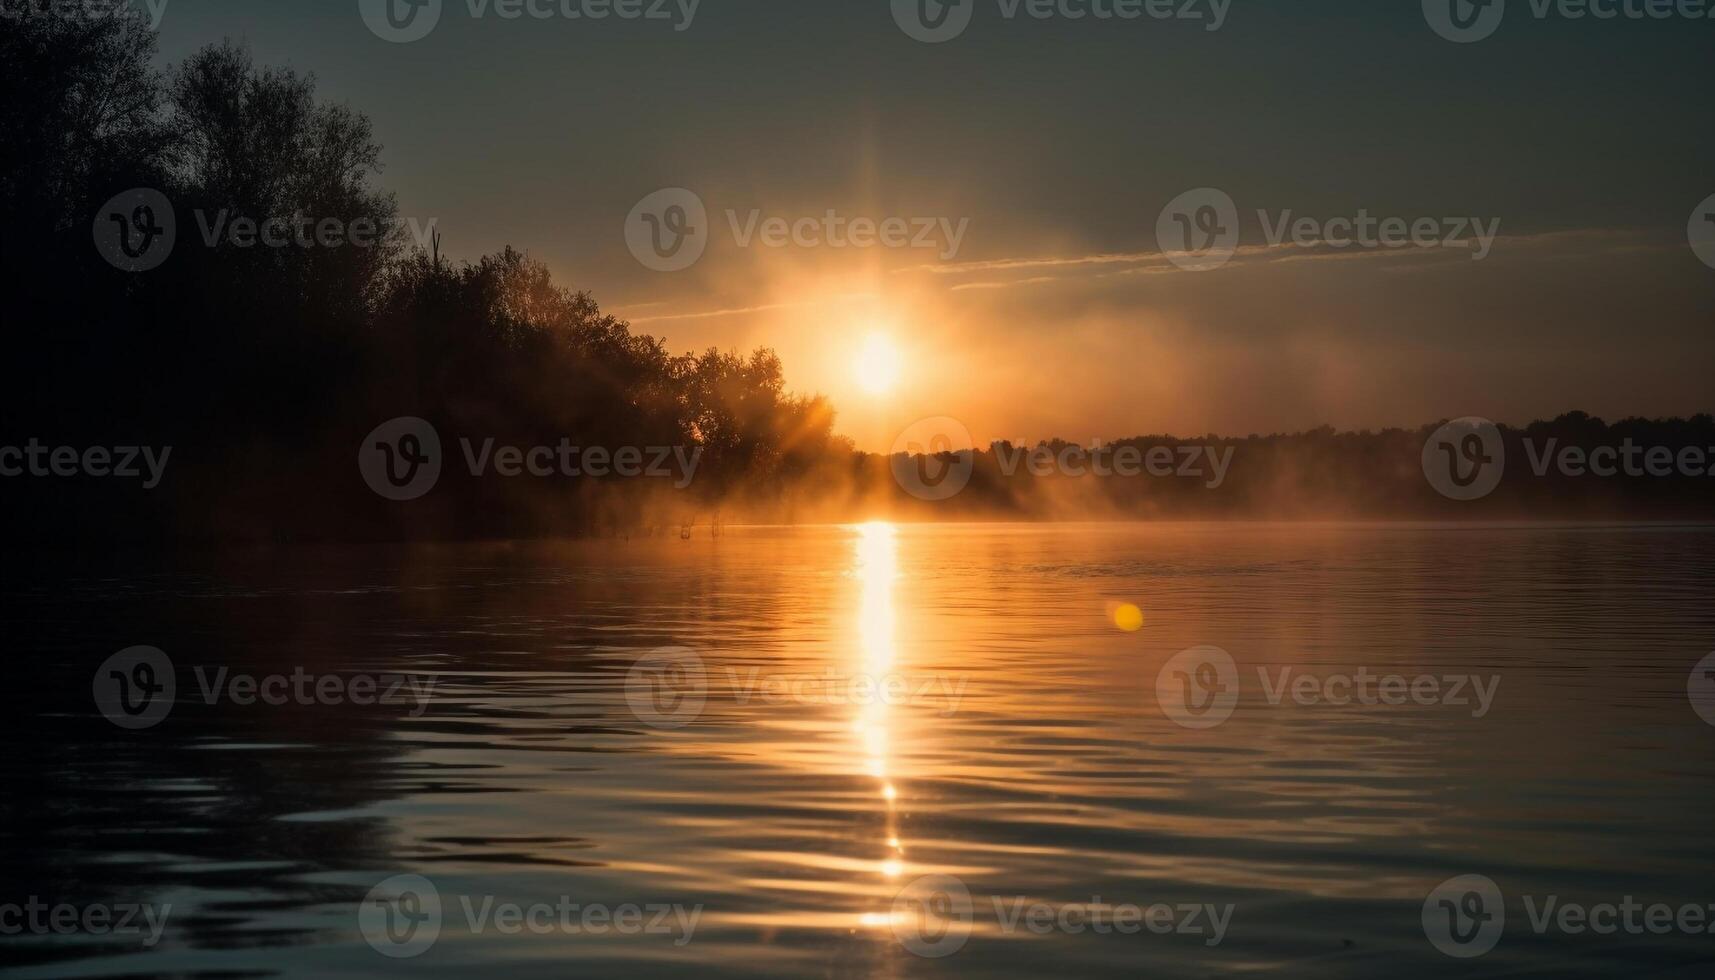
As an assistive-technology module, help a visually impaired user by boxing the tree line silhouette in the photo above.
[871,414,1714,523]
[3,7,847,541]
[2,5,1708,543]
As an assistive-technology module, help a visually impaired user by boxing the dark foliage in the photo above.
[1,7,844,542]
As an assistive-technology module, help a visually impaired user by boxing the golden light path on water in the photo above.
[854,521,907,930]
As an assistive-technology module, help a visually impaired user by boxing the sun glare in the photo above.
[854,333,903,396]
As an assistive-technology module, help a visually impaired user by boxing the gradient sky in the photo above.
[149,0,1714,450]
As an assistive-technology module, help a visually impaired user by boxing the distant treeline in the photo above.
[861,415,1715,523]
[2,7,1709,544]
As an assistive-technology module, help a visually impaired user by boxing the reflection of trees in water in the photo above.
[2,545,670,971]
[2,574,416,969]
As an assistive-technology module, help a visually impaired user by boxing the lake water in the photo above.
[4,523,1714,978]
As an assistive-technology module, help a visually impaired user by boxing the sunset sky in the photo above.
[154,1,1713,450]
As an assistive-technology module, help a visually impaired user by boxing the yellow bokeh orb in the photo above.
[1114,603,1145,632]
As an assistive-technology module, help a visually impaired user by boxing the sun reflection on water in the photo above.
[853,521,907,896]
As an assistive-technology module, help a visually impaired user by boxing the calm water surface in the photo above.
[4,523,1714,977]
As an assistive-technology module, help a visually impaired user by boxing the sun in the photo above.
[854,332,903,395]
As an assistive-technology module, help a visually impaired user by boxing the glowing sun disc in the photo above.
[855,333,903,395]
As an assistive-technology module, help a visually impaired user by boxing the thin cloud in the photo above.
[621,292,876,325]
[909,227,1667,292]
